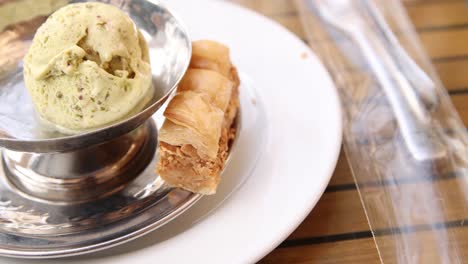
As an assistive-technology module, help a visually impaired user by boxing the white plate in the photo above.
[3,0,342,263]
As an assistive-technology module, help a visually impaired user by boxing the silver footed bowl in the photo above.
[0,0,191,153]
[0,0,209,259]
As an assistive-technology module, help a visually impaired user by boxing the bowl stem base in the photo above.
[1,120,158,204]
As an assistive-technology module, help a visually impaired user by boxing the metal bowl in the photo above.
[0,0,191,153]
[0,0,207,259]
[0,114,203,258]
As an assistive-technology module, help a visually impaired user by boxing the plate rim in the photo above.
[163,1,343,262]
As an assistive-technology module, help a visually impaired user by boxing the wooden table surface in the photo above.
[228,0,468,263]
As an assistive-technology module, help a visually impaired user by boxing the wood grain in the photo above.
[292,25,468,61]
[261,228,468,263]
[420,30,468,59]
[263,7,468,103]
[328,150,354,187]
[451,94,468,125]
[260,238,380,263]
[435,59,468,91]
[288,189,369,239]
[289,177,468,240]
[407,2,468,29]
[231,0,296,16]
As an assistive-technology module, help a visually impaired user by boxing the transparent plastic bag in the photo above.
[295,0,468,263]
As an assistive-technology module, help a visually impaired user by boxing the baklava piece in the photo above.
[156,40,239,194]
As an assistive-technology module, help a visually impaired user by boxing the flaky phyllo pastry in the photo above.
[156,40,240,194]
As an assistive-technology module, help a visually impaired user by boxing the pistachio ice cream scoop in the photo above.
[23,2,152,133]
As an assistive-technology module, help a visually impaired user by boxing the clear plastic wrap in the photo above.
[295,0,468,263]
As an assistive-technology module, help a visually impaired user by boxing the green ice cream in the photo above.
[23,2,152,133]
